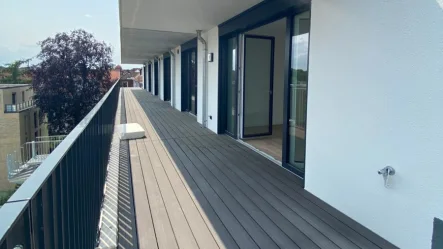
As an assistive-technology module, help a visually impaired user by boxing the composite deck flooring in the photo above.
[123,88,398,249]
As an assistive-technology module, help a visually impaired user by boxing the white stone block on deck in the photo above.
[118,123,145,140]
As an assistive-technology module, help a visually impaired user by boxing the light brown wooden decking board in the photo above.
[122,88,399,249]
[243,125,284,162]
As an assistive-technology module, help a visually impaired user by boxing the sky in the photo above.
[0,0,140,69]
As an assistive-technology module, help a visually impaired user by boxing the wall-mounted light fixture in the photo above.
[207,53,214,62]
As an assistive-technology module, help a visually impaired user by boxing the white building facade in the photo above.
[120,1,443,248]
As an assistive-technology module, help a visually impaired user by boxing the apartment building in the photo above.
[119,1,443,248]
[0,84,48,190]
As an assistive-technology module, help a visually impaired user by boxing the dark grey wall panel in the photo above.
[181,38,197,52]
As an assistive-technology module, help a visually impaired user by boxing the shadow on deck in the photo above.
[120,88,398,249]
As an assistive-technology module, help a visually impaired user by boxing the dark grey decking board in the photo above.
[188,135,377,249]
[129,89,399,249]
[137,104,352,249]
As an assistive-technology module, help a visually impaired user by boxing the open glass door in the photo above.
[243,35,274,137]
[287,11,310,176]
[225,36,238,137]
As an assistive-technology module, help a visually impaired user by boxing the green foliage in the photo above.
[0,190,16,206]
[32,29,113,135]
[292,69,308,82]
[0,59,32,84]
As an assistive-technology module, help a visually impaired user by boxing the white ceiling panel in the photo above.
[119,0,263,63]
[121,28,196,64]
[120,0,263,33]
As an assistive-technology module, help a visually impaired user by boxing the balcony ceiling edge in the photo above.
[120,27,196,64]
[119,0,263,63]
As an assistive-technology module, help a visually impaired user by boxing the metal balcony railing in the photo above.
[35,135,67,142]
[6,135,67,184]
[0,81,120,249]
[4,100,35,113]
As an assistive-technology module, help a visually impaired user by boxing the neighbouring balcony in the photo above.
[4,100,35,113]
[6,135,67,184]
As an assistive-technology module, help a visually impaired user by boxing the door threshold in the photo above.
[242,135,273,140]
[227,136,305,182]
[236,139,282,166]
[188,112,197,118]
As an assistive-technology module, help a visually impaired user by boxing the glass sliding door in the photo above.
[148,64,152,92]
[164,57,171,101]
[287,11,310,175]
[225,36,238,136]
[189,49,197,115]
[154,61,159,95]
[181,49,198,115]
[243,35,274,137]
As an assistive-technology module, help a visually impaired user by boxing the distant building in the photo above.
[120,68,143,88]
[110,65,122,82]
[0,84,48,190]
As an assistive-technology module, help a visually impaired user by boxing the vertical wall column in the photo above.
[197,27,219,133]
[159,56,164,100]
[150,60,155,94]
[169,51,175,107]
[144,63,149,91]
[142,65,146,90]
[197,37,205,125]
[173,46,182,111]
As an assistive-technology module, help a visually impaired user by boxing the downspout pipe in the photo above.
[197,30,208,128]
[169,50,175,108]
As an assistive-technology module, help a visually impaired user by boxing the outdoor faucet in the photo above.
[378,166,395,188]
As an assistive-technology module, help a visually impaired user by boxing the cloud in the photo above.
[438,0,443,9]
[84,14,92,18]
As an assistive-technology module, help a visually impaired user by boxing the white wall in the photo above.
[306,1,443,248]
[150,59,155,94]
[246,19,285,126]
[207,27,219,133]
[169,52,174,107]
[197,37,204,125]
[197,27,219,133]
[173,46,182,111]
[159,56,164,100]
[144,63,149,91]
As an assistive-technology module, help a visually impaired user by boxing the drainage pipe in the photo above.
[196,30,208,128]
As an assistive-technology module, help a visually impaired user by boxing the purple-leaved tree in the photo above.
[32,29,113,135]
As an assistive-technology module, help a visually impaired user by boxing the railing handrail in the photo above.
[35,135,67,142]
[0,80,120,243]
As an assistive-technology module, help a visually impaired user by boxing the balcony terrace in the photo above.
[0,83,397,249]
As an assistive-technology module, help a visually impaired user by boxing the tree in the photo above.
[0,59,32,84]
[32,29,113,135]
